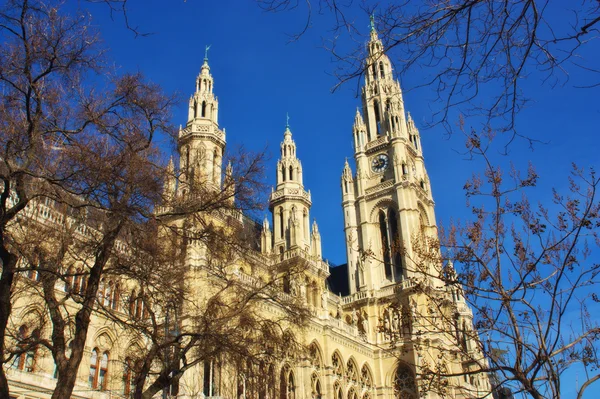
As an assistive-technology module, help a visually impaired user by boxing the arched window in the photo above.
[388,209,403,277]
[334,382,343,399]
[371,63,377,79]
[201,101,207,117]
[279,208,284,238]
[203,360,219,397]
[331,352,344,377]
[104,281,112,307]
[283,273,291,294]
[311,373,322,399]
[373,100,382,135]
[280,367,295,399]
[379,210,392,279]
[289,166,294,181]
[379,62,385,79]
[361,364,373,388]
[194,101,198,118]
[89,349,98,387]
[123,358,134,397]
[112,283,120,310]
[394,364,417,399]
[12,325,36,372]
[281,165,286,182]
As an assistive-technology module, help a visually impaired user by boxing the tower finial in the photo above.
[204,44,212,62]
[370,13,375,32]
[286,112,290,129]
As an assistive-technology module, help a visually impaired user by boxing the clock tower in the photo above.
[342,23,437,294]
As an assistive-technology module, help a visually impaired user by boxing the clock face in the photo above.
[371,154,389,173]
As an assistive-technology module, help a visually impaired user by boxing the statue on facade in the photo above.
[321,290,328,309]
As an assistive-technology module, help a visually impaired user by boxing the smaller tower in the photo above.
[269,121,312,256]
[178,49,226,198]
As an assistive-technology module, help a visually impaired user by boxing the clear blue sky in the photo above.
[81,0,599,267]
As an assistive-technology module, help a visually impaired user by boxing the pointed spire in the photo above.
[167,156,174,173]
[354,108,365,126]
[369,12,380,42]
[263,216,270,231]
[225,160,233,177]
[312,219,320,235]
[342,158,353,180]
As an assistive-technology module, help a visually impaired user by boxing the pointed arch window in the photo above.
[379,210,392,279]
[373,100,382,135]
[334,382,343,399]
[281,165,286,182]
[88,349,109,390]
[203,359,219,397]
[201,101,207,117]
[280,367,295,399]
[12,325,36,372]
[379,207,403,281]
[388,209,403,277]
[279,208,284,238]
[371,63,377,80]
[194,101,198,118]
[289,166,294,181]
[379,62,385,79]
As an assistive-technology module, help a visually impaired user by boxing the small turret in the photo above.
[223,161,235,205]
[353,109,367,151]
[341,159,354,199]
[406,112,422,152]
[311,219,322,260]
[261,217,272,255]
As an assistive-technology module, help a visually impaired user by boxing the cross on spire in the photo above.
[204,44,212,62]
[286,112,290,129]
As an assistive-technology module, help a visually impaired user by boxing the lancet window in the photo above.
[378,207,403,281]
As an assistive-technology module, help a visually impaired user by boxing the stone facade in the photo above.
[5,27,491,399]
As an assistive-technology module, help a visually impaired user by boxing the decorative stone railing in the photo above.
[269,187,311,203]
[327,316,359,336]
[280,247,329,273]
[365,135,389,153]
[341,280,415,305]
[180,123,225,142]
[365,180,394,195]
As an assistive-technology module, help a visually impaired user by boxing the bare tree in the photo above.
[370,128,600,399]
[258,0,600,144]
[1,3,312,399]
[0,0,175,397]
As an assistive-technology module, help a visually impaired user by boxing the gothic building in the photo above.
[5,24,490,399]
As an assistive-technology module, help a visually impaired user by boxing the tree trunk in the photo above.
[0,246,18,398]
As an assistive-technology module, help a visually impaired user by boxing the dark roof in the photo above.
[327,263,350,297]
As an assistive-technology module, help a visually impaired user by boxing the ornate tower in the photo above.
[177,51,225,198]
[268,123,320,258]
[342,22,436,293]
